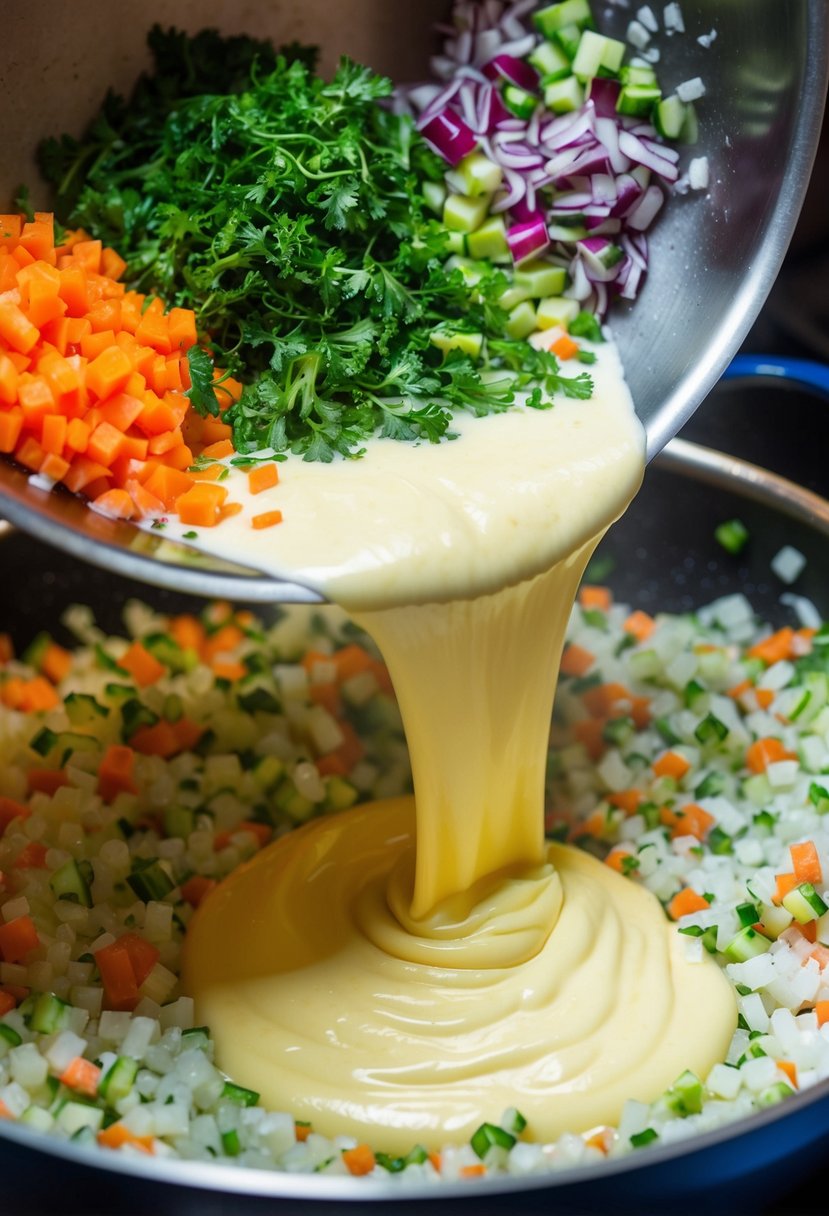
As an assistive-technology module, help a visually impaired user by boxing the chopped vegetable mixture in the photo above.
[1,587,829,1178]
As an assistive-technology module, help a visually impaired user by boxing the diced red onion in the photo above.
[509,192,538,223]
[608,174,642,219]
[491,165,528,212]
[594,117,632,175]
[418,109,478,165]
[507,216,550,264]
[626,184,665,231]
[618,131,680,182]
[483,54,540,92]
[587,78,622,119]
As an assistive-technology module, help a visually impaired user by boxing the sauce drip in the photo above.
[182,340,736,1149]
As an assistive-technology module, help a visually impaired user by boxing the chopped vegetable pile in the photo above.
[1,585,829,1178]
[31,0,705,465]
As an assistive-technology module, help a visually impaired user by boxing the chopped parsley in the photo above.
[39,28,592,463]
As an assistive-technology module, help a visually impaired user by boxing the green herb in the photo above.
[182,531,199,540]
[715,519,750,555]
[630,1128,658,1148]
[568,310,604,343]
[40,28,591,463]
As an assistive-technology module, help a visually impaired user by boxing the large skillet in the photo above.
[2,366,829,1215]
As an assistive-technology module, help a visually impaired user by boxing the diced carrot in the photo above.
[180,874,218,909]
[97,1123,155,1154]
[0,409,23,453]
[201,439,235,461]
[0,353,20,405]
[579,585,612,611]
[668,887,711,920]
[91,488,135,520]
[317,753,349,778]
[773,873,798,905]
[101,248,127,281]
[777,1059,798,1089]
[143,465,194,509]
[199,417,234,445]
[252,509,283,530]
[791,841,822,886]
[63,457,111,494]
[168,308,198,351]
[169,614,206,655]
[551,334,580,361]
[60,1056,102,1098]
[72,239,102,274]
[86,345,133,402]
[0,214,22,243]
[119,641,166,687]
[748,628,795,666]
[661,802,715,842]
[94,942,139,1011]
[27,769,70,796]
[333,644,376,682]
[460,1165,487,1179]
[98,743,138,802]
[0,796,29,834]
[746,737,798,774]
[623,609,656,642]
[171,718,204,753]
[572,718,606,761]
[653,750,691,780]
[607,789,643,816]
[130,720,181,758]
[295,1123,313,1143]
[16,842,48,869]
[582,682,631,719]
[755,688,775,710]
[147,427,183,457]
[342,1145,376,1176]
[135,310,172,355]
[605,845,634,873]
[248,463,279,495]
[1,675,59,712]
[212,660,248,682]
[176,483,228,527]
[219,502,244,523]
[0,914,39,963]
[203,623,245,663]
[0,991,15,1017]
[559,643,595,677]
[815,1001,829,1027]
[118,932,160,986]
[40,413,67,456]
[40,642,72,684]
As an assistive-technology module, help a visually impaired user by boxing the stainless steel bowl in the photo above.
[0,0,825,601]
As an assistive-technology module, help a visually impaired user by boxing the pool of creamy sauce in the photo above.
[181,338,736,1151]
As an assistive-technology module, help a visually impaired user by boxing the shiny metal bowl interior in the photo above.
[0,0,826,602]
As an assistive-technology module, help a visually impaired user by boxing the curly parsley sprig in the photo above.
[40,28,592,462]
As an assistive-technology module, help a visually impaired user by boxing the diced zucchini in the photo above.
[503,85,539,120]
[572,30,626,82]
[142,632,198,673]
[544,76,585,113]
[253,755,286,792]
[666,1069,702,1116]
[22,632,52,670]
[500,1107,527,1136]
[552,23,585,60]
[443,194,490,234]
[528,40,572,82]
[430,330,485,358]
[514,261,568,298]
[56,731,99,763]
[99,1055,139,1102]
[445,230,468,255]
[27,992,69,1035]
[64,692,109,727]
[680,102,699,145]
[467,216,510,262]
[498,284,531,311]
[723,926,771,963]
[21,1104,54,1133]
[534,0,594,38]
[50,859,94,908]
[273,781,316,823]
[422,180,447,215]
[617,84,662,117]
[56,1101,105,1136]
[325,776,359,812]
[458,152,503,198]
[782,882,829,925]
[127,858,176,902]
[505,301,538,340]
[536,296,580,328]
[621,63,659,88]
[653,94,689,140]
[163,805,196,839]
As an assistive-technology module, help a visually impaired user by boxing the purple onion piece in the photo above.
[418,109,479,166]
[587,78,622,119]
[483,53,540,93]
[507,216,551,265]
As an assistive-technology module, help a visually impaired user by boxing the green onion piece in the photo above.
[221,1081,260,1107]
[470,1121,516,1159]
[222,1128,242,1156]
[630,1128,658,1148]
[694,713,728,745]
[715,519,750,555]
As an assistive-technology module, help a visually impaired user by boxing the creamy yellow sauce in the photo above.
[181,338,736,1150]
